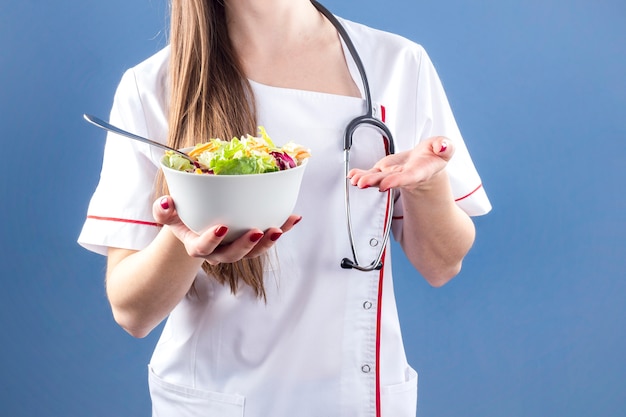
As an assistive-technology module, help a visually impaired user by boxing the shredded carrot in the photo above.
[189,141,219,158]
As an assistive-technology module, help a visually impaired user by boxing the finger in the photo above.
[244,214,303,259]
[378,172,406,192]
[152,196,180,226]
[184,225,230,260]
[347,168,365,183]
[432,136,455,161]
[348,165,384,180]
[201,215,303,263]
[153,196,233,259]
[153,195,200,242]
[243,227,283,259]
[348,168,381,188]
[355,170,391,189]
[279,214,303,233]
[205,229,265,264]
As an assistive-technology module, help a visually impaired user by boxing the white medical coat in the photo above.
[79,16,491,417]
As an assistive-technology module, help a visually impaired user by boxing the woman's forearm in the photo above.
[105,227,204,338]
[399,170,476,286]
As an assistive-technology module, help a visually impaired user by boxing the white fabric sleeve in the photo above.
[77,69,162,255]
[391,46,491,240]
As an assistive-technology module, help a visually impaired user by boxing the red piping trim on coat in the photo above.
[380,105,391,155]
[87,215,161,228]
[392,185,483,222]
[375,245,388,417]
[375,103,388,417]
[455,184,483,202]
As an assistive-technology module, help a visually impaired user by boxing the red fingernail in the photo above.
[439,141,448,153]
[270,232,282,242]
[215,226,228,237]
[250,232,264,243]
[293,216,303,225]
[159,197,169,210]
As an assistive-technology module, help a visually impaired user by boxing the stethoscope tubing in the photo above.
[312,1,396,271]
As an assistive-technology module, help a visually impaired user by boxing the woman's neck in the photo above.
[225,0,324,56]
[225,0,361,98]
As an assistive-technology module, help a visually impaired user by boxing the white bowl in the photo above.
[161,155,308,242]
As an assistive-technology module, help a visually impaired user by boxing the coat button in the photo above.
[361,364,372,373]
[363,301,373,310]
[369,238,379,247]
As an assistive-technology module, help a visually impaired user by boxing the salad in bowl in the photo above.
[160,127,311,242]
[162,126,310,175]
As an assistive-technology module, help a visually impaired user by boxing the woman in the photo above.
[78,0,491,416]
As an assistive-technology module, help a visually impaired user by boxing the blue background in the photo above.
[1,0,624,416]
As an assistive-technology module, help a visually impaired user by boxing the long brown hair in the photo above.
[164,0,267,299]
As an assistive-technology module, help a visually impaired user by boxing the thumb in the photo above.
[152,195,180,226]
[432,136,455,162]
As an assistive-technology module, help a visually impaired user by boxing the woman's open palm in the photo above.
[347,135,454,193]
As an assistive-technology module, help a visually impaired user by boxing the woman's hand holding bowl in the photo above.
[153,195,302,265]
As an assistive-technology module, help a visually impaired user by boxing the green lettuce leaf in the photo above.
[162,151,194,172]
[205,138,279,175]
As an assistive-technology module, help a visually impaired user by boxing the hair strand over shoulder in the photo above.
[162,0,267,300]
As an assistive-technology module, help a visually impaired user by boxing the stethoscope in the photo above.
[311,1,396,272]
